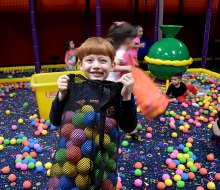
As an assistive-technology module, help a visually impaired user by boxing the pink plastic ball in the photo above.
[5,89,9,93]
[170,125,176,129]
[166,158,172,165]
[196,122,202,127]
[38,126,43,131]
[117,177,122,182]
[66,140,73,148]
[34,144,40,149]
[170,117,175,122]
[2,93,5,97]
[195,112,200,116]
[134,179,142,187]
[170,153,177,159]
[211,121,215,124]
[16,154,23,159]
[146,133,152,139]
[160,118,165,122]
[118,148,122,154]
[173,150,179,154]
[188,119,194,123]
[21,164,28,170]
[11,125,17,130]
[15,162,22,169]
[176,169,183,175]
[162,174,170,181]
[40,119,45,123]
[184,104,188,108]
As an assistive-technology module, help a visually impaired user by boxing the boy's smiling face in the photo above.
[171,76,181,87]
[79,54,114,80]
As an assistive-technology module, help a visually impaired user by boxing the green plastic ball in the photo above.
[15,158,22,163]
[179,157,186,164]
[95,151,109,166]
[16,138,22,144]
[134,169,142,176]
[190,165,197,172]
[4,139,10,145]
[23,102,29,107]
[177,181,185,188]
[183,147,189,153]
[28,162,35,169]
[26,155,32,160]
[106,158,116,171]
[121,141,129,147]
[55,148,67,165]
[167,147,173,153]
[187,151,193,156]
[187,158,194,163]
[165,111,169,116]
[106,142,117,156]
[136,124,142,130]
[72,113,85,128]
[22,137,28,140]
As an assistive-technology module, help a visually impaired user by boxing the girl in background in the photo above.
[64,40,77,71]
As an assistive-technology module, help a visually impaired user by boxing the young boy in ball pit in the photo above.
[166,72,203,107]
[49,37,137,190]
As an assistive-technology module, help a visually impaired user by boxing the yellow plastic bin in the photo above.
[30,71,84,120]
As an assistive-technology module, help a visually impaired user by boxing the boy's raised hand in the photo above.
[57,75,70,101]
[118,73,134,101]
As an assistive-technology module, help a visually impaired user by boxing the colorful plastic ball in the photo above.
[162,174,170,181]
[190,155,197,161]
[5,110,10,115]
[206,153,214,161]
[75,174,91,189]
[81,140,97,157]
[36,146,43,153]
[62,161,77,177]
[61,123,75,139]
[146,127,152,132]
[173,160,180,166]
[134,162,142,169]
[176,169,183,175]
[10,138,17,145]
[171,132,177,138]
[190,165,198,172]
[146,133,152,138]
[4,139,10,145]
[166,158,172,165]
[121,140,129,147]
[170,153,177,159]
[200,168,208,175]
[186,142,192,148]
[18,119,24,124]
[23,180,32,189]
[11,125,17,130]
[174,174,181,181]
[196,187,204,190]
[134,179,142,187]
[36,165,44,172]
[66,145,82,164]
[55,148,67,165]
[0,145,4,151]
[72,113,85,129]
[179,157,186,164]
[42,130,48,135]
[207,182,215,190]
[183,147,190,153]
[178,164,185,171]
[181,173,188,181]
[157,182,166,189]
[134,169,142,177]
[71,129,86,146]
[178,144,184,150]
[23,146,30,152]
[21,164,28,170]
[8,174,16,182]
[177,181,185,188]
[167,147,173,153]
[165,179,173,186]
[28,162,35,169]
[83,112,96,127]
[45,162,52,169]
[186,161,194,168]
[168,162,176,170]
[188,172,195,180]
[35,161,42,167]
[1,166,10,174]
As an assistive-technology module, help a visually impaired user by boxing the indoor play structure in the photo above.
[1,0,220,190]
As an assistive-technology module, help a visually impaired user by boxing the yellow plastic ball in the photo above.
[5,110,10,115]
[75,174,91,189]
[44,162,52,169]
[0,137,4,142]
[9,94,13,98]
[39,123,44,127]
[36,161,42,167]
[199,102,203,106]
[170,111,174,115]
[84,127,98,140]
[174,174,181,182]
[63,161,77,177]
[47,169,50,176]
[33,114,38,118]
[42,130,48,135]
[213,110,217,114]
[184,124,190,129]
[183,154,190,159]
[186,142,192,148]
[207,182,215,190]
[169,122,174,126]
[18,119,23,124]
[10,138,17,145]
[81,105,94,113]
[29,116,33,119]
[165,179,173,187]
[180,116,184,120]
[171,132,178,138]
[211,102,215,106]
[0,145,4,151]
[196,98,199,102]
[186,162,194,168]
[179,126,184,131]
[50,163,63,177]
[177,153,183,159]
[178,164,185,171]
[208,124,213,129]
[200,116,204,120]
[182,111,187,116]
[95,134,111,148]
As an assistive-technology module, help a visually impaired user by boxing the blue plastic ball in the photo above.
[17,134,25,138]
[50,125,56,130]
[59,175,74,190]
[174,100,179,104]
[36,146,43,153]
[173,159,180,166]
[28,138,34,143]
[71,188,80,190]
[81,140,97,157]
[109,127,119,141]
[22,159,29,164]
[29,143,35,148]
[178,144,185,150]
[181,173,188,181]
[36,165,44,172]
[33,140,39,144]
[31,121,35,126]
[59,137,67,148]
[23,146,30,152]
[179,121,184,125]
[83,112,96,127]
[29,158,36,163]
[190,155,197,161]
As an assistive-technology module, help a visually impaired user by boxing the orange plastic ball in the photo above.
[134,162,143,169]
[199,109,204,113]
[194,163,201,169]
[199,168,208,175]
[203,118,208,123]
[188,172,195,179]
[206,153,214,161]
[23,180,32,189]
[146,127,153,133]
[168,162,176,170]
[116,182,122,189]
[175,115,180,120]
[157,182,166,190]
[0,98,2,102]
[43,125,48,130]
[30,152,37,158]
[196,186,204,190]
[22,152,29,158]
[185,115,191,120]
[187,137,194,143]
[215,173,220,181]
[8,174,16,182]
[183,128,189,133]
[35,131,41,136]
[1,166,10,174]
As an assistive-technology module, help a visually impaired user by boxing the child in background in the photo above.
[64,40,77,71]
[49,37,137,189]
[166,72,203,107]
[127,25,145,65]
[106,21,137,82]
[212,111,220,142]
